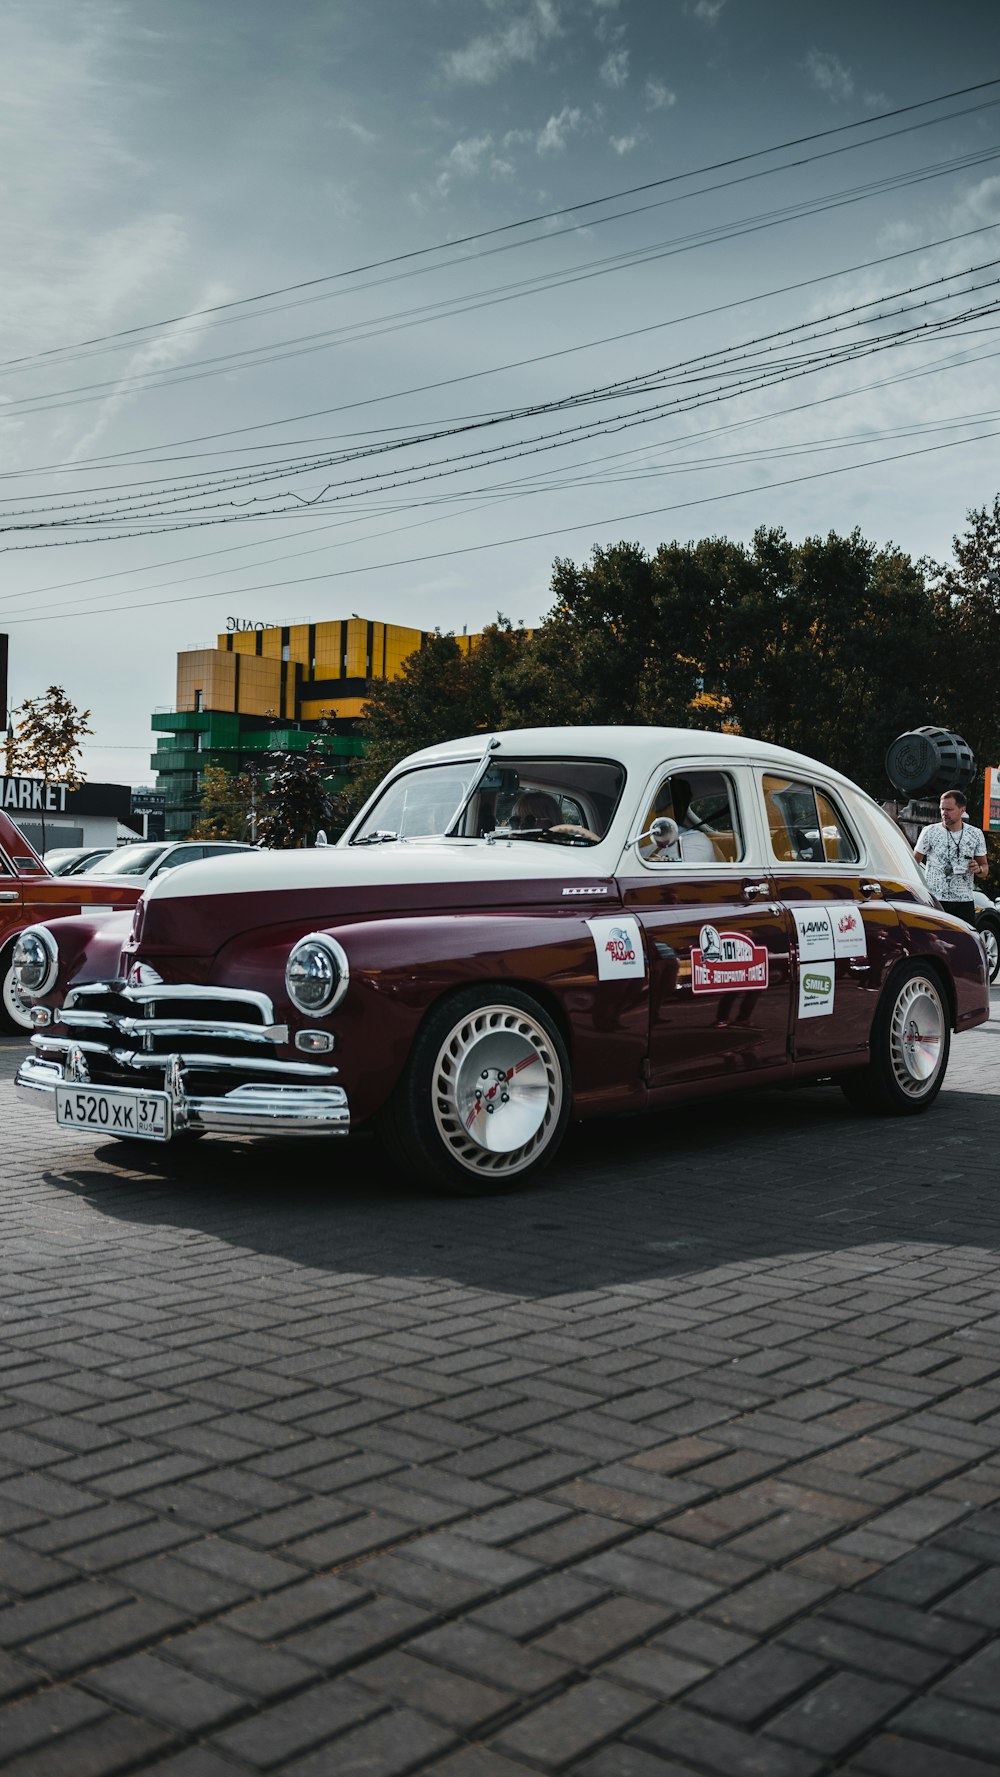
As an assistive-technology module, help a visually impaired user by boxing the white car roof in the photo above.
[400,725,877,804]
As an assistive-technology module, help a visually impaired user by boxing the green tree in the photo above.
[255,742,340,849]
[6,684,94,849]
[928,494,1000,767]
[348,622,534,815]
[719,527,939,792]
[190,765,258,841]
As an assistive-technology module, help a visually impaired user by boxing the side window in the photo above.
[763,776,859,865]
[815,788,859,864]
[640,770,743,865]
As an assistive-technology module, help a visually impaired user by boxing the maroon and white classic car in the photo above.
[13,727,990,1192]
[0,809,142,1033]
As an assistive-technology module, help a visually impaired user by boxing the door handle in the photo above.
[860,881,882,897]
[742,881,770,899]
[0,891,19,902]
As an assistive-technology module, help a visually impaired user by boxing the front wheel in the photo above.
[0,950,35,1034]
[840,964,950,1116]
[377,988,572,1194]
[978,914,1000,983]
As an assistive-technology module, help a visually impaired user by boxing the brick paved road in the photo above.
[2,1003,1000,1777]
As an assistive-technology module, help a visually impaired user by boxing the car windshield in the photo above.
[85,844,168,876]
[352,756,626,844]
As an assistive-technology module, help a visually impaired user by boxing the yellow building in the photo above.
[155,616,479,838]
[175,616,477,723]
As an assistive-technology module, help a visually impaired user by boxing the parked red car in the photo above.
[0,810,142,1032]
[13,728,990,1192]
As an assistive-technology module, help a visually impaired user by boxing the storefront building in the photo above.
[0,778,147,857]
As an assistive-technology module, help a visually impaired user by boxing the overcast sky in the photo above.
[1,0,998,784]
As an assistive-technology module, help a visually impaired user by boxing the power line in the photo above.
[10,215,1000,485]
[7,76,999,375]
[4,424,997,628]
[4,267,995,533]
[10,139,999,423]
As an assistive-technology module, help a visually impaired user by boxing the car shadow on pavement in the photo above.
[39,1082,1000,1298]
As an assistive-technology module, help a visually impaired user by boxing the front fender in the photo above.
[213,911,651,1124]
[18,909,136,1009]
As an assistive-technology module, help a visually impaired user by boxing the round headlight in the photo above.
[12,926,58,998]
[285,933,349,1015]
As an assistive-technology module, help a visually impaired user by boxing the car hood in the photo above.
[134,840,621,957]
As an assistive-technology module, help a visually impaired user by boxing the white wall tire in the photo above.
[0,950,35,1034]
[840,964,950,1117]
[378,988,571,1194]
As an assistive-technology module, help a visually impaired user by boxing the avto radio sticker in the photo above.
[691,925,769,994]
[586,916,646,981]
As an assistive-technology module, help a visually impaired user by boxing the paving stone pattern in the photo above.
[2,1007,1000,1776]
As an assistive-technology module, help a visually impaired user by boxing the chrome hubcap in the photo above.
[983,927,999,978]
[432,1004,562,1177]
[890,976,945,1096]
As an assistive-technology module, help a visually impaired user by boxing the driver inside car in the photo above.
[508,791,600,844]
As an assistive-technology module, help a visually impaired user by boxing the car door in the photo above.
[0,842,23,949]
[760,770,905,1066]
[618,762,794,1088]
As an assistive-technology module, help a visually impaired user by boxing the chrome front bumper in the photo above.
[16,1046,351,1139]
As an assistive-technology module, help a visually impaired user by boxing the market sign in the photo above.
[0,776,68,813]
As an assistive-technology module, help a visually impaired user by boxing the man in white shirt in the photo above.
[914,789,988,925]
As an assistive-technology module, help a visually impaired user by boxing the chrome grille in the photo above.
[39,981,335,1086]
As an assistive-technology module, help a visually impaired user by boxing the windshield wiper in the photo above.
[354,829,401,846]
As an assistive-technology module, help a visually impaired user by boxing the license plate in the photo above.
[55,1085,171,1142]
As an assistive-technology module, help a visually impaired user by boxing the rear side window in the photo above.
[763,775,859,864]
[640,770,744,864]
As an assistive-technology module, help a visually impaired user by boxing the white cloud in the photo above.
[338,116,377,145]
[610,134,637,155]
[436,133,517,194]
[66,282,231,463]
[0,7,168,359]
[536,106,584,153]
[692,0,726,24]
[806,48,855,103]
[599,48,629,89]
[645,79,676,111]
[441,1,561,86]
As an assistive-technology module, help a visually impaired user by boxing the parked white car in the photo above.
[80,839,256,888]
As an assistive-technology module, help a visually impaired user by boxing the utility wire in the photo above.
[7,76,998,373]
[9,140,999,420]
[4,424,998,627]
[4,269,995,529]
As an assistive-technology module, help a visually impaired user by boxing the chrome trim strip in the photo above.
[30,1034,336,1079]
[65,983,276,1020]
[59,1011,289,1044]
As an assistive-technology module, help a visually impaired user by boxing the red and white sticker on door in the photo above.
[691,925,769,993]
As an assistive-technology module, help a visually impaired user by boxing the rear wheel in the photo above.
[0,949,35,1034]
[978,913,1000,983]
[377,988,571,1194]
[840,963,950,1116]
